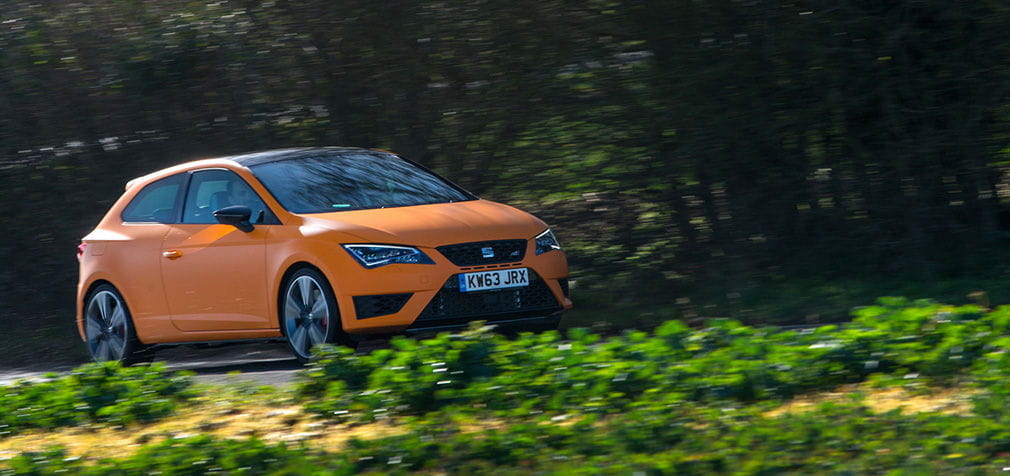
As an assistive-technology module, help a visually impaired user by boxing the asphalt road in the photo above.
[0,341,308,387]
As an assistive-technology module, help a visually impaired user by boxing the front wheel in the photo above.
[282,268,341,363]
[83,284,153,365]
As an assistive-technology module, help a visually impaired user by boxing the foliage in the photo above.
[6,397,1010,474]
[13,300,1010,472]
[5,1,1010,353]
[297,299,997,422]
[2,436,346,476]
[0,362,195,435]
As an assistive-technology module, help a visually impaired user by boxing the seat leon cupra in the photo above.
[76,147,572,364]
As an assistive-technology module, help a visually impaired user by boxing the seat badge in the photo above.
[481,247,495,258]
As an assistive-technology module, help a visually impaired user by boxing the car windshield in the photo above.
[249,151,475,213]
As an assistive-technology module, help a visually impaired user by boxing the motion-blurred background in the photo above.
[2,1,1010,364]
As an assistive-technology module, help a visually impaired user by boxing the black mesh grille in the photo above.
[436,240,527,266]
[415,270,561,327]
[353,293,413,319]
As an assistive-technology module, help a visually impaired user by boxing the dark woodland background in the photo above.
[4,1,1010,361]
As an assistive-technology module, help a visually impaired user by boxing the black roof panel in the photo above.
[226,147,381,167]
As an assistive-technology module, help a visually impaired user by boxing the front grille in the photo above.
[415,270,561,328]
[353,293,413,319]
[436,240,527,266]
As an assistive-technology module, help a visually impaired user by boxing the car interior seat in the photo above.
[209,191,231,211]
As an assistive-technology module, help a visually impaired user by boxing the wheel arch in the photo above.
[275,261,338,331]
[83,278,115,299]
[79,279,153,364]
[77,278,117,340]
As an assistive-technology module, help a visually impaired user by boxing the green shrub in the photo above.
[15,298,1010,473]
[3,436,350,475]
[0,362,195,435]
[297,299,1010,423]
[15,400,1010,475]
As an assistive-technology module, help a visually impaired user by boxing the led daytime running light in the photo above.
[343,244,435,268]
[535,229,562,255]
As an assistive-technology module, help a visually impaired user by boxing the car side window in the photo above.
[182,169,271,224]
[121,175,184,223]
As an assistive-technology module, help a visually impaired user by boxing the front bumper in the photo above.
[409,269,563,328]
[333,244,571,334]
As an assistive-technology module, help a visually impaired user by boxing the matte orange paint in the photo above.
[77,154,571,345]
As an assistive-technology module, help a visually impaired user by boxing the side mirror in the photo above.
[213,205,254,232]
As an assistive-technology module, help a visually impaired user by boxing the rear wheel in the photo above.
[83,284,153,365]
[281,268,341,363]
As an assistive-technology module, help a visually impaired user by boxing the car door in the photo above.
[111,173,187,325]
[160,169,273,331]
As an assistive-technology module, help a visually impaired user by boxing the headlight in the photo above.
[343,244,435,268]
[535,229,562,255]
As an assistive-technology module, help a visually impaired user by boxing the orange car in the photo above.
[77,147,572,364]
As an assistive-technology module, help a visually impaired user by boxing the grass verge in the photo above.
[5,298,1010,473]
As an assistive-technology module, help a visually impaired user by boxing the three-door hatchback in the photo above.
[77,147,572,364]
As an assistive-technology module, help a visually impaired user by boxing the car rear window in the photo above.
[121,174,184,223]
[249,151,474,213]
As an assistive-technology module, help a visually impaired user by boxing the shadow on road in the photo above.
[0,339,393,387]
[152,341,304,386]
[0,341,306,386]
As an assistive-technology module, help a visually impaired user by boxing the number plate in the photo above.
[458,268,529,292]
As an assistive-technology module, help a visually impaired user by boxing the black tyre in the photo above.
[281,268,342,363]
[83,284,153,365]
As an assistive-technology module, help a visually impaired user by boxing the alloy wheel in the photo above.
[84,290,129,362]
[283,274,331,360]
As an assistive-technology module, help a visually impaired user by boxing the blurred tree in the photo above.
[1,0,1009,343]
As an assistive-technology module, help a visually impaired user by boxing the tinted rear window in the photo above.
[250,151,474,213]
[121,174,184,223]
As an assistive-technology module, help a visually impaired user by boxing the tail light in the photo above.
[77,243,87,262]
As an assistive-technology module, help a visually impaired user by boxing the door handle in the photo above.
[162,250,183,260]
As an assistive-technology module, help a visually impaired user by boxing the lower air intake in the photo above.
[414,270,561,328]
[353,293,413,319]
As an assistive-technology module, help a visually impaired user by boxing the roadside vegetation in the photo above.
[6,1,1010,363]
[8,299,1010,473]
[4,2,1010,471]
